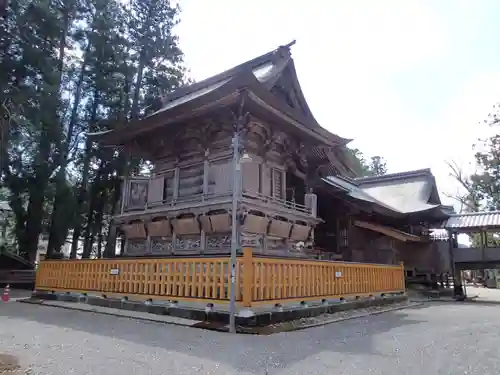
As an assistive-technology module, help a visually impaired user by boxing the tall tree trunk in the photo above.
[104,58,135,257]
[23,134,51,263]
[47,45,91,257]
[69,91,99,258]
[82,159,106,258]
[93,188,106,258]
[97,230,103,258]
[24,4,71,261]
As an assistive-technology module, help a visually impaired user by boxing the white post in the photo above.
[229,131,241,334]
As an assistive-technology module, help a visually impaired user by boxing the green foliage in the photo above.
[448,104,500,213]
[347,148,388,177]
[0,0,187,260]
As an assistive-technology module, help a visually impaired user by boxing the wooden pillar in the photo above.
[242,247,254,307]
[145,221,151,255]
[173,160,180,200]
[480,230,486,262]
[200,149,210,254]
[449,231,464,299]
[335,216,340,255]
[203,149,210,196]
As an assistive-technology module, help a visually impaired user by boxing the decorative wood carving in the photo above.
[288,240,308,257]
[175,235,202,252]
[150,237,173,255]
[281,137,296,170]
[259,128,289,159]
[240,232,264,248]
[296,143,308,168]
[206,233,231,252]
[267,236,287,253]
[125,239,148,256]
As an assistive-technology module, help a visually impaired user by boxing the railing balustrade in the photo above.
[121,175,313,216]
[35,249,405,307]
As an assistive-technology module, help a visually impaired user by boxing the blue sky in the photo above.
[176,0,500,208]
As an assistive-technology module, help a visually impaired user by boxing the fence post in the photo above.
[242,247,254,307]
[400,262,405,290]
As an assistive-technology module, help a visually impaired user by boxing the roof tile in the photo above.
[445,211,500,230]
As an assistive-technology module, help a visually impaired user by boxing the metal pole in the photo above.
[229,129,240,333]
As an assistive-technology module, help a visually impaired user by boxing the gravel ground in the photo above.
[262,301,416,333]
[1,301,500,374]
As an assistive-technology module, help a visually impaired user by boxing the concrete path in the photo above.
[22,299,202,327]
[1,300,500,374]
[465,285,500,302]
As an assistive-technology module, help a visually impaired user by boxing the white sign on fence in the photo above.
[335,271,342,278]
[110,268,120,275]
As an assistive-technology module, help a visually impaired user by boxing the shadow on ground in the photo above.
[0,302,429,373]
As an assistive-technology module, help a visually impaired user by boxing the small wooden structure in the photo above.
[96,41,343,258]
[35,42,449,308]
[445,211,500,293]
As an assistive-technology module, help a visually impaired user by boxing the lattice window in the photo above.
[270,168,284,199]
[340,228,349,248]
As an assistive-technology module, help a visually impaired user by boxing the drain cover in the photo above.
[0,353,20,372]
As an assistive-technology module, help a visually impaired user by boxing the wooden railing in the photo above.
[247,254,404,306]
[36,257,237,303]
[121,176,312,217]
[35,249,405,307]
[241,191,311,215]
[121,176,233,214]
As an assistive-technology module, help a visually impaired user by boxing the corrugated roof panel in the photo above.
[445,211,500,230]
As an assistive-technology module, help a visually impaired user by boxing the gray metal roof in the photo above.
[354,169,441,214]
[323,168,446,216]
[322,176,400,213]
[445,211,500,231]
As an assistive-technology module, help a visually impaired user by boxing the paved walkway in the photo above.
[465,285,500,302]
[1,288,32,302]
[23,299,202,327]
[1,300,500,374]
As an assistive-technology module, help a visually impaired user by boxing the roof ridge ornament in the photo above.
[281,40,297,49]
[274,40,296,58]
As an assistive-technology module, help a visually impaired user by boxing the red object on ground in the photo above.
[2,284,10,302]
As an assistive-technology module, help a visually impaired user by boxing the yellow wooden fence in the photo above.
[35,248,405,307]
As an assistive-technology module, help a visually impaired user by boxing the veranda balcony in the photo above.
[118,174,314,221]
